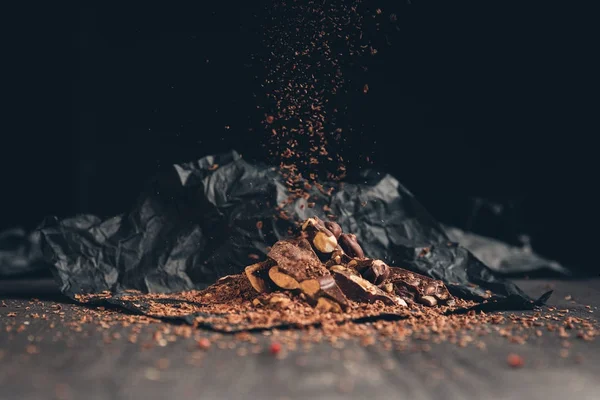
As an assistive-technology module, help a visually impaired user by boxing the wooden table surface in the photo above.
[1,278,599,400]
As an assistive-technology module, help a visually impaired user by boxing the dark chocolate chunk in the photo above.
[330,265,406,306]
[338,233,364,258]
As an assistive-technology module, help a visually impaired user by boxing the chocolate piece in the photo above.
[244,261,275,293]
[300,275,349,310]
[301,217,338,254]
[330,265,404,306]
[325,245,353,268]
[267,238,328,278]
[324,221,343,239]
[268,266,301,290]
[351,259,390,286]
[265,238,330,291]
[387,267,454,306]
[338,233,364,259]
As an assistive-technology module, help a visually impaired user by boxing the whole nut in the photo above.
[419,295,438,307]
[338,233,364,258]
[324,221,343,239]
[361,260,390,286]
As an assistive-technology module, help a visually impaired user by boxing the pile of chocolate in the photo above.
[245,217,455,312]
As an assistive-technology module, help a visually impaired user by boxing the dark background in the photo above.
[3,2,596,274]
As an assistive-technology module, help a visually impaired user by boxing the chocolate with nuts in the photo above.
[338,233,364,259]
[301,217,338,255]
[245,261,276,293]
[387,267,455,307]
[325,245,353,268]
[330,265,406,307]
[299,275,349,311]
[350,259,390,286]
[266,238,330,290]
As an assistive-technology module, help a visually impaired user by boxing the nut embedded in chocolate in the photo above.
[265,238,331,291]
[300,275,349,310]
[268,266,301,290]
[330,265,402,306]
[244,261,275,293]
[354,259,390,286]
[387,267,454,306]
[267,238,328,279]
[324,221,343,239]
[301,217,338,254]
[338,233,364,259]
[325,245,353,268]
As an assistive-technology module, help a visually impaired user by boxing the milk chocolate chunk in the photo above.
[330,265,402,306]
[387,267,454,306]
[338,233,364,259]
[301,217,338,254]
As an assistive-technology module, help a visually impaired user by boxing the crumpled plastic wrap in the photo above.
[444,227,570,277]
[32,150,551,312]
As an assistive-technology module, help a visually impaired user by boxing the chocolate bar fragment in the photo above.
[387,267,455,306]
[244,261,276,293]
[338,233,365,259]
[267,238,330,290]
[325,245,353,268]
[299,275,349,311]
[330,265,406,306]
[349,258,390,286]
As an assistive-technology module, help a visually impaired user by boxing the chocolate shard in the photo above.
[267,238,329,278]
[325,245,353,268]
[338,233,364,259]
[299,275,349,311]
[350,259,390,286]
[244,261,276,293]
[301,217,338,254]
[330,265,405,306]
[387,267,454,306]
[265,238,330,291]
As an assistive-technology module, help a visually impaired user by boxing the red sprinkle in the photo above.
[197,338,211,350]
[270,342,282,355]
[507,353,524,368]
